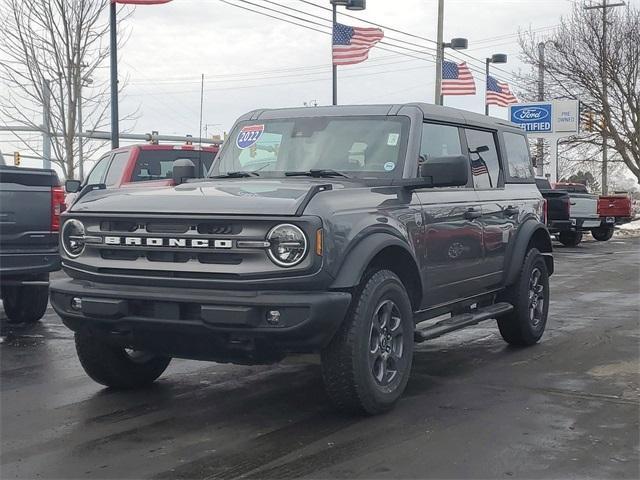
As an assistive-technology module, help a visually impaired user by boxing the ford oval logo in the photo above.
[513,107,549,121]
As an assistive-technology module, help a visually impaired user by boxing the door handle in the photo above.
[464,208,482,220]
[504,206,520,216]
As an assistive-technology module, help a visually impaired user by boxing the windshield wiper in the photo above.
[285,169,349,178]
[211,171,260,178]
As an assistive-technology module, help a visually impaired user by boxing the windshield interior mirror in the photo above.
[172,158,196,185]
[419,155,468,187]
[472,145,489,154]
[65,179,82,193]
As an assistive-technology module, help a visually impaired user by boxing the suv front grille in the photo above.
[68,215,319,282]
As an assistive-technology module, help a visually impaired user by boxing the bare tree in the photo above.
[0,0,135,178]
[517,3,640,185]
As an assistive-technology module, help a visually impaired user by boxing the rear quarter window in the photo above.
[503,132,534,181]
[131,150,215,182]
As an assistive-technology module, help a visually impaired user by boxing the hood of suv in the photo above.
[70,179,343,216]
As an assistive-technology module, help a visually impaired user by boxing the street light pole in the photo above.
[330,1,366,106]
[109,1,119,149]
[484,53,507,116]
[434,0,444,105]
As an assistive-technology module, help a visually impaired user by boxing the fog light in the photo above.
[71,297,82,311]
[266,310,281,325]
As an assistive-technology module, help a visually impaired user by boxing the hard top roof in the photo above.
[239,103,522,133]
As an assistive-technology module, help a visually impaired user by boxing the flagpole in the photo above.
[110,0,119,149]
[332,3,337,106]
[484,58,490,116]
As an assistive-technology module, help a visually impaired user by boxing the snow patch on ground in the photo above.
[615,217,640,237]
[619,218,640,230]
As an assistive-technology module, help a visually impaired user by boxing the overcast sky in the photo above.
[3,0,637,172]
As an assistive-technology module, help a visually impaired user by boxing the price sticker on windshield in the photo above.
[236,124,265,149]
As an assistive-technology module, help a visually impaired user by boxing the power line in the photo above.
[296,0,525,82]
[221,0,530,91]
[219,0,437,64]
[268,0,529,88]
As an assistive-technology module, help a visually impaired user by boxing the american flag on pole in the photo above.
[333,22,384,66]
[486,75,518,107]
[441,61,476,95]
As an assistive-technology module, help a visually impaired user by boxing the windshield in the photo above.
[211,116,410,179]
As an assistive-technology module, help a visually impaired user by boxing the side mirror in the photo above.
[419,155,469,187]
[472,145,489,154]
[172,158,196,185]
[65,179,82,193]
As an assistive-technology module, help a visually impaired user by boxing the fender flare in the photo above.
[330,232,419,289]
[504,219,553,286]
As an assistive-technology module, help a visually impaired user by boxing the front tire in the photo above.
[591,226,614,241]
[558,230,582,247]
[75,332,171,389]
[497,248,549,346]
[2,275,49,324]
[321,270,414,415]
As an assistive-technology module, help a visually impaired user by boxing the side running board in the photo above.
[414,302,514,343]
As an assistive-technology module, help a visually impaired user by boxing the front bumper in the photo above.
[50,278,351,359]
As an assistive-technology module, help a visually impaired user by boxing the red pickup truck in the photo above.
[82,143,219,190]
[598,193,633,224]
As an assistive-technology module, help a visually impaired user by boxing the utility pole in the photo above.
[434,0,444,105]
[42,79,51,169]
[109,1,119,149]
[585,0,625,194]
[78,79,84,180]
[536,42,546,177]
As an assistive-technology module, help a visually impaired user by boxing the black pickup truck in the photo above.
[535,177,571,240]
[0,165,65,323]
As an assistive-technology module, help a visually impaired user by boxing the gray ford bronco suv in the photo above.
[52,104,553,414]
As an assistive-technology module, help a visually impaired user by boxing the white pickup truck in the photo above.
[553,182,606,246]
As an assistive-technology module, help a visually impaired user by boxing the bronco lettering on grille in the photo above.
[103,236,233,249]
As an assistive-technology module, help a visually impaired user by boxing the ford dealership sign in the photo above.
[510,103,553,133]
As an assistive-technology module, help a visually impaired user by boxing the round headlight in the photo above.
[266,224,308,267]
[61,219,86,258]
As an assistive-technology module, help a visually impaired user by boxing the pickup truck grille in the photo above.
[63,215,320,282]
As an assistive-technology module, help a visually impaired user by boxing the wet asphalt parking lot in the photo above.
[1,236,639,479]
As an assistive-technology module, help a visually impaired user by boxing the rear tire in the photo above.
[2,275,49,324]
[75,332,171,389]
[321,269,414,415]
[558,230,582,247]
[591,226,614,241]
[497,248,549,346]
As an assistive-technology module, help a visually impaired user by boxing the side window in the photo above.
[503,132,534,180]
[86,155,110,185]
[104,152,130,186]
[464,129,501,189]
[420,123,462,159]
